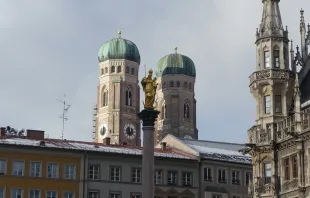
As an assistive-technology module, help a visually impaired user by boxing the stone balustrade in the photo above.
[249,69,295,85]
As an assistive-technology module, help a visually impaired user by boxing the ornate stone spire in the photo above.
[256,0,288,42]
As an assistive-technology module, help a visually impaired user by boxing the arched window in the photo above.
[170,81,174,87]
[176,81,180,87]
[101,88,108,107]
[105,67,108,73]
[101,68,104,75]
[111,66,115,73]
[184,82,188,88]
[161,104,167,119]
[125,88,132,106]
[131,68,135,75]
[126,66,129,73]
[117,66,122,73]
[184,101,190,118]
[189,83,192,89]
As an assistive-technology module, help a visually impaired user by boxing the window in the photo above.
[204,167,212,181]
[110,192,120,198]
[176,81,180,87]
[212,195,221,198]
[0,159,6,175]
[102,89,108,107]
[292,155,298,178]
[264,163,272,184]
[131,193,141,198]
[11,189,22,198]
[30,162,41,177]
[47,163,58,178]
[101,68,104,75]
[284,158,290,180]
[218,169,226,183]
[154,170,163,184]
[89,165,99,180]
[182,172,192,186]
[167,171,177,185]
[161,104,167,119]
[64,164,76,179]
[246,172,252,186]
[275,95,282,113]
[111,66,115,73]
[0,187,4,198]
[162,82,166,89]
[126,66,129,73]
[105,67,108,73]
[29,190,40,198]
[274,50,280,68]
[63,192,74,198]
[184,82,188,88]
[232,171,240,184]
[264,51,270,68]
[184,102,190,118]
[88,191,99,198]
[189,83,192,89]
[117,66,121,73]
[132,168,141,183]
[12,161,24,176]
[126,89,132,106]
[110,167,121,181]
[131,68,135,75]
[264,95,271,114]
[46,191,57,198]
[170,81,174,87]
[232,196,240,198]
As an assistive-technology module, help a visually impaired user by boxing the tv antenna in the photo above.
[56,94,71,140]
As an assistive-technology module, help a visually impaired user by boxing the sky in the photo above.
[0,0,309,144]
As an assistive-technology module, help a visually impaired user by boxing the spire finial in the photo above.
[117,31,122,38]
[290,40,294,52]
[174,46,178,54]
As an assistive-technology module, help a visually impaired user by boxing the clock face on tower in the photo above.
[184,134,193,139]
[124,124,136,139]
[98,124,108,138]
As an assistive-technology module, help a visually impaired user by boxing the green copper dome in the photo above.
[98,38,140,64]
[156,53,196,77]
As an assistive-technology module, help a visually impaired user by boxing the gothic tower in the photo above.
[248,0,295,196]
[154,47,198,144]
[95,32,141,146]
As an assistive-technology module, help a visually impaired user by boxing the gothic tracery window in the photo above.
[126,88,132,106]
[101,88,108,107]
[184,101,190,118]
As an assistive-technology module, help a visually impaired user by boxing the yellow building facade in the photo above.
[0,130,83,198]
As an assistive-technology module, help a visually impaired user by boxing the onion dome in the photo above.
[98,31,141,64]
[156,47,196,77]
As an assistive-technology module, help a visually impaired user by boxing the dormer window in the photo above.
[264,51,270,69]
[273,50,280,68]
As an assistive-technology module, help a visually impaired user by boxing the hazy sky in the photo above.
[0,0,309,143]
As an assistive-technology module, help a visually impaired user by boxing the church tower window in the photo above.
[273,50,280,68]
[189,83,192,89]
[176,81,180,87]
[162,82,166,89]
[111,66,115,73]
[264,51,270,68]
[117,66,122,73]
[184,82,188,88]
[126,66,129,73]
[162,104,167,119]
[131,68,135,75]
[101,88,108,107]
[264,95,271,114]
[275,95,282,113]
[126,88,132,106]
[101,68,104,75]
[105,67,108,73]
[184,102,190,118]
[170,81,174,87]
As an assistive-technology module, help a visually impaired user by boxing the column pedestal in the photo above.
[137,109,160,198]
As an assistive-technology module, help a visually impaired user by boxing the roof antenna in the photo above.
[56,94,71,140]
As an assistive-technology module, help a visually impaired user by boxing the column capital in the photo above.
[137,109,160,127]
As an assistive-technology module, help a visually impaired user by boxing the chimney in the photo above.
[161,142,167,151]
[0,127,5,137]
[26,129,45,140]
[103,137,110,145]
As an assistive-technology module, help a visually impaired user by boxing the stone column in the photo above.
[138,109,160,198]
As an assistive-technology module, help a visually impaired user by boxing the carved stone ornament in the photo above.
[282,178,298,192]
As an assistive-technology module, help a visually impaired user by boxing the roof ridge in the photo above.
[181,138,245,146]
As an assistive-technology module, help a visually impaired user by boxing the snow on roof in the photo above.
[180,139,252,164]
[0,137,194,160]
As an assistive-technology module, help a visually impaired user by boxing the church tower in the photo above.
[95,32,141,146]
[248,0,295,196]
[154,47,198,144]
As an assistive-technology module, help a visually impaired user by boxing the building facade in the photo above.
[157,134,252,198]
[154,48,198,144]
[246,0,310,197]
[0,128,82,198]
[95,32,141,146]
